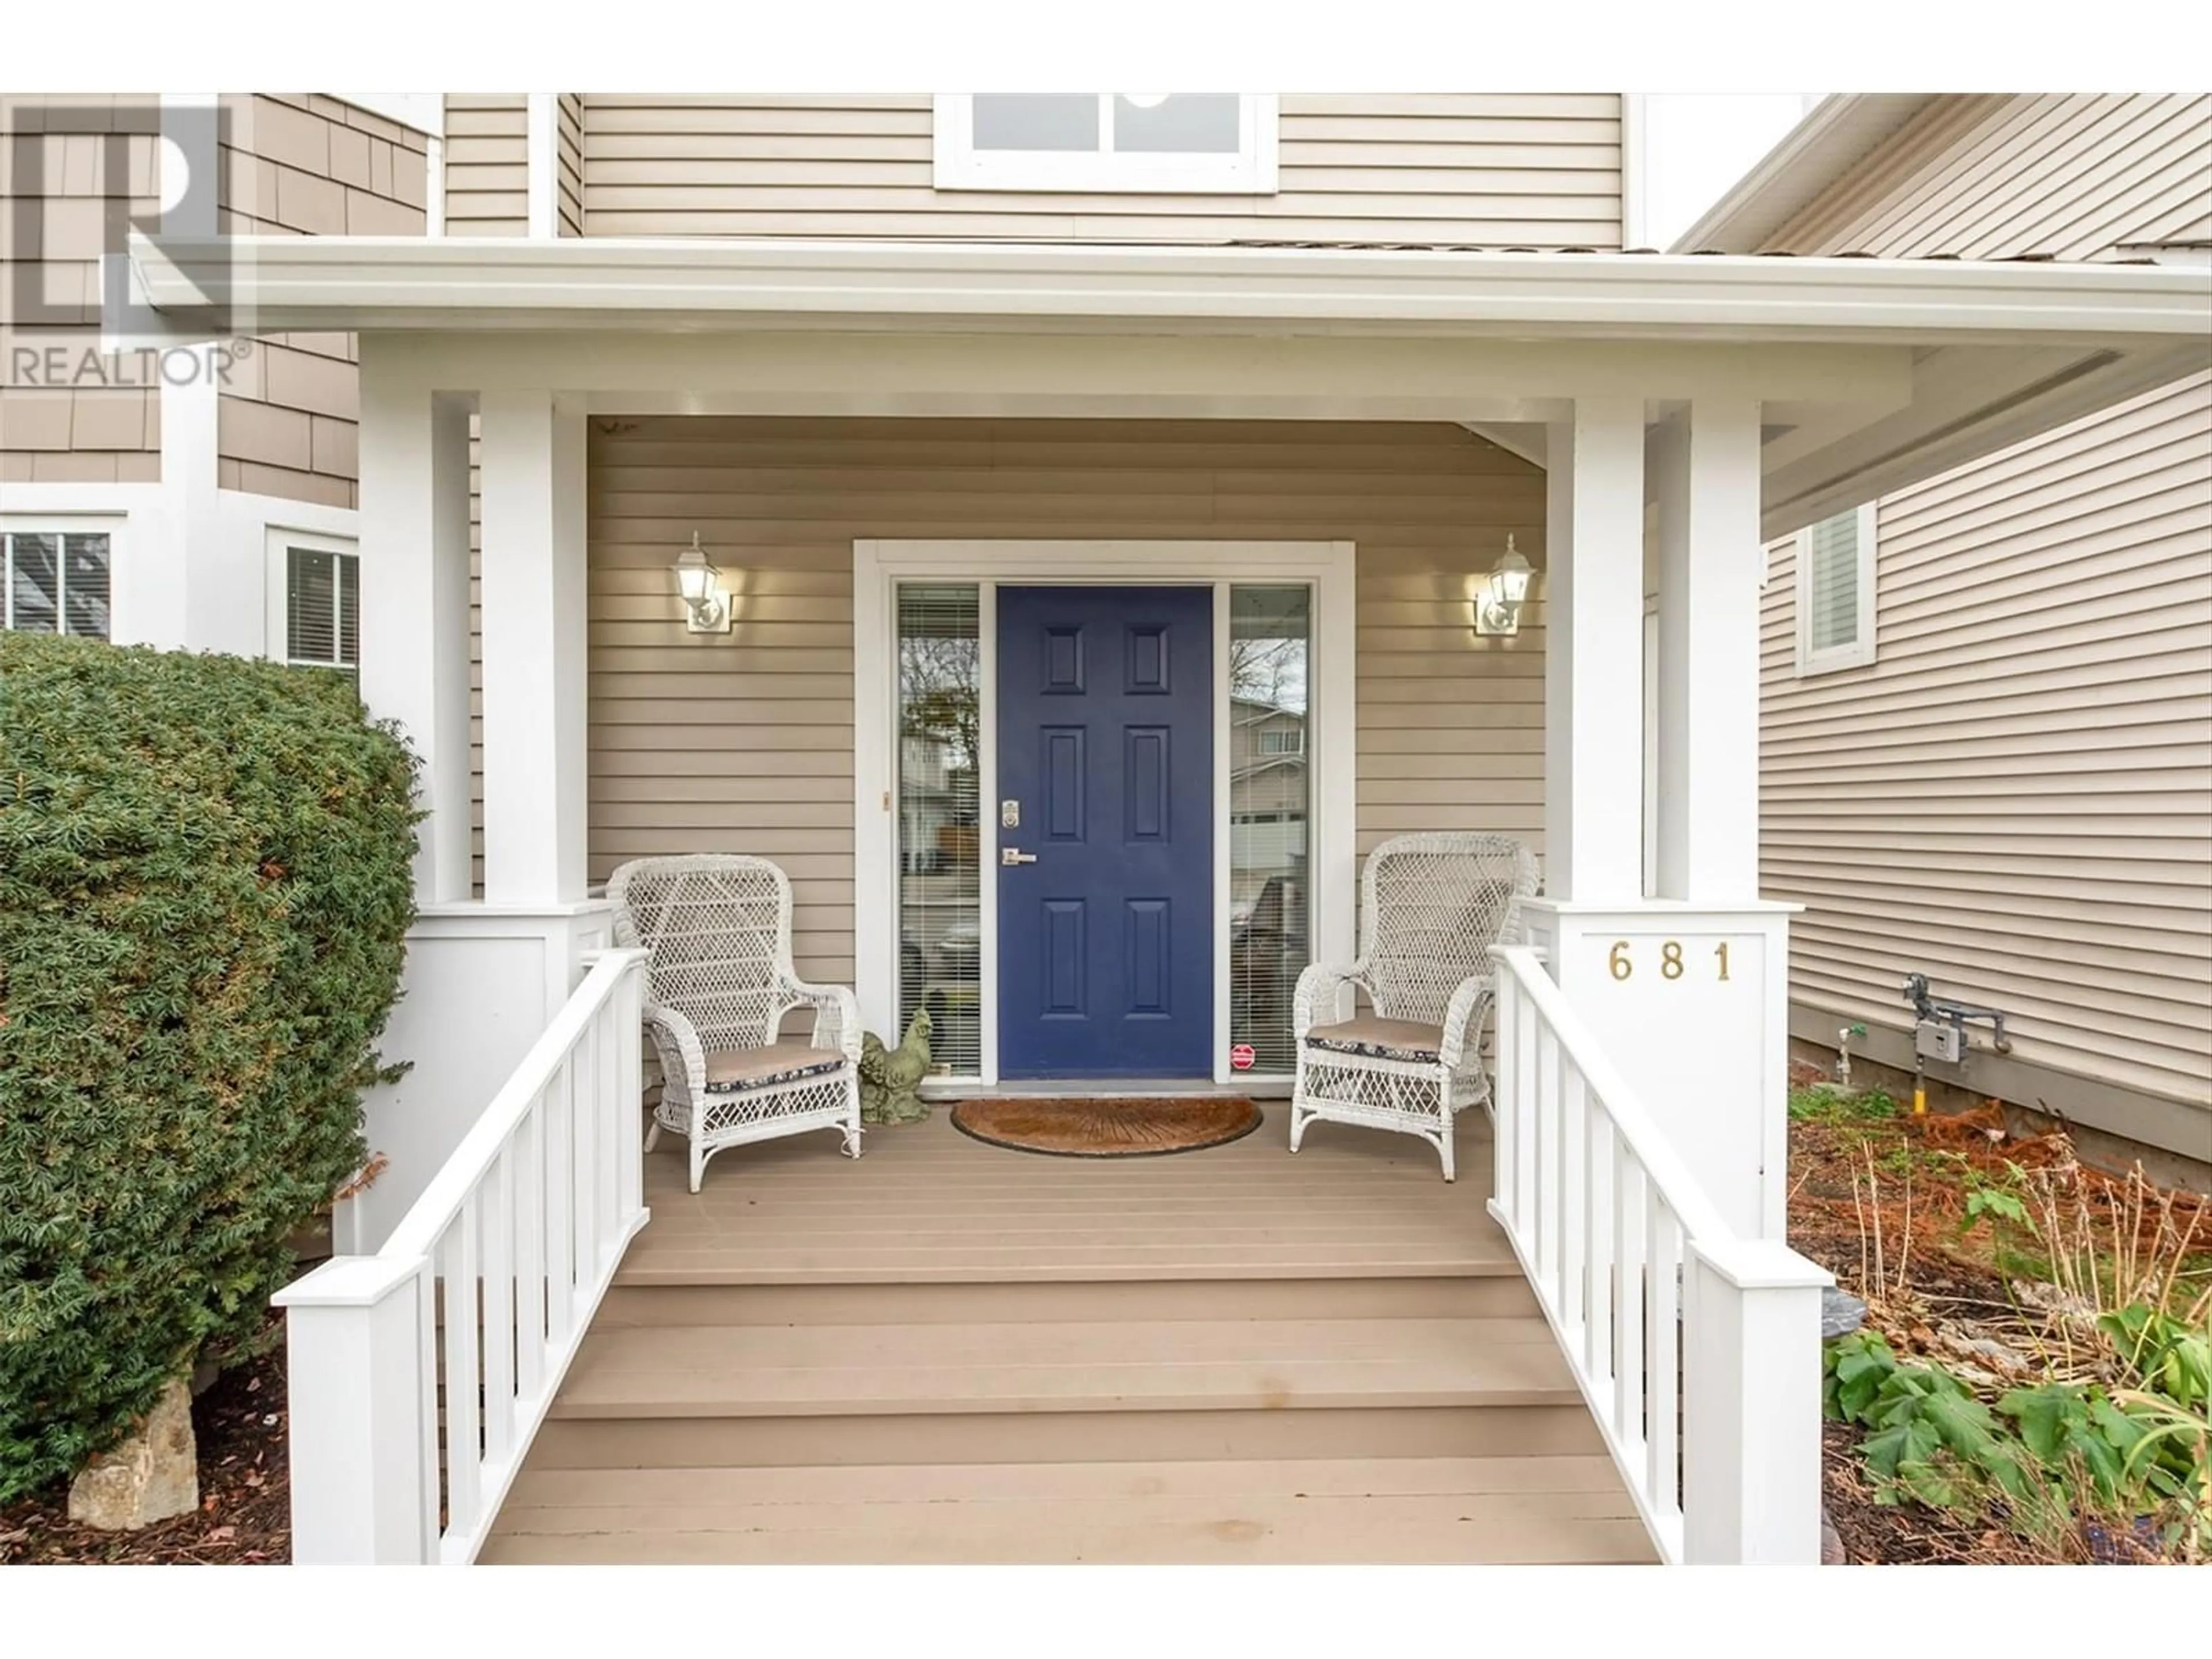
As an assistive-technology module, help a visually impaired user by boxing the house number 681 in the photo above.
[1608,941,1732,982]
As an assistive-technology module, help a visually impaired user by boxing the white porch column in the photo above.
[1543,398,1646,902]
[357,353,474,903]
[1524,396,1790,1241]
[1654,400,1763,901]
[478,390,589,905]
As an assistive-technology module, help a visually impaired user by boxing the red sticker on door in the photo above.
[1229,1043,1256,1071]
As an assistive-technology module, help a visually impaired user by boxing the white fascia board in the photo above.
[131,234,2212,346]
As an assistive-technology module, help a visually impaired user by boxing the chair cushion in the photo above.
[702,1041,849,1094]
[1303,1016,1445,1065]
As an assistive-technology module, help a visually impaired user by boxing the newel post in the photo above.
[1680,1238,1832,1565]
[270,1254,437,1565]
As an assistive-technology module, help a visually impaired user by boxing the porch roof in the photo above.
[136,234,2212,536]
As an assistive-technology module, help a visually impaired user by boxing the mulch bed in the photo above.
[0,1323,291,1566]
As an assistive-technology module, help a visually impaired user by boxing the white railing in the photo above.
[272,948,651,1565]
[1490,945,1831,1565]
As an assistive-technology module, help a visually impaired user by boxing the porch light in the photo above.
[674,533,730,634]
[1474,536,1532,637]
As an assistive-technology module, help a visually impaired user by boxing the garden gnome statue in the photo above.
[859,1008,933,1124]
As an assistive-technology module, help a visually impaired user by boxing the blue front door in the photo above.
[997,585,1214,1079]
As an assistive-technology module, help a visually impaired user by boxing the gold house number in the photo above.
[1608,940,1732,982]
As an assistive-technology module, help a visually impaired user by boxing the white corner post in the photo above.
[268,1255,435,1564]
[1525,397,1792,1240]
[1681,1240,1831,1564]
[358,351,475,903]
[478,389,589,906]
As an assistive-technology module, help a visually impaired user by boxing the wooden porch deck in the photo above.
[483,1105,1657,1565]
[620,1101,1517,1285]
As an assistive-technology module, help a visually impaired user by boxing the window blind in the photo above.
[286,546,359,673]
[3,532,111,639]
[1805,510,1863,653]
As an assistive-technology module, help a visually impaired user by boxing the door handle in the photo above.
[1001,847,1037,866]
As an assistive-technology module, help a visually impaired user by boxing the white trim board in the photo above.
[853,539,1357,1088]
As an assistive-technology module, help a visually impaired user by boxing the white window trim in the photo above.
[1793,501,1879,676]
[2,516,123,640]
[933,95,1279,195]
[266,526,361,670]
[853,539,1354,1090]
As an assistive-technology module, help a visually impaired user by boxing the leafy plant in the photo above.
[1789,1084,1899,1124]
[0,633,419,1500]
[1825,1313,2212,1558]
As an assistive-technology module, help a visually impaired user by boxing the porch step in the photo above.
[595,1274,1540,1327]
[548,1316,1575,1419]
[481,1456,1654,1565]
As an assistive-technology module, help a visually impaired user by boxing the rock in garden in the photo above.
[1821,1287,1868,1340]
[1820,1508,1846,1565]
[66,1378,197,1531]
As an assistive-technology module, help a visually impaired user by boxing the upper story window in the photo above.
[1257,728,1304,756]
[934,94,1278,194]
[1794,503,1878,675]
[3,529,111,640]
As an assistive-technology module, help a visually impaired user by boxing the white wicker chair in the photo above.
[609,854,862,1193]
[1289,832,1539,1181]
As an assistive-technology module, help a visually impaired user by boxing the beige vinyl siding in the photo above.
[578,94,1623,247]
[0,94,162,483]
[588,417,1547,987]
[557,94,584,236]
[217,95,428,508]
[1767,93,2212,260]
[1760,371,2212,1115]
[445,94,530,235]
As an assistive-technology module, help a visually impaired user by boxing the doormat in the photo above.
[948,1097,1263,1158]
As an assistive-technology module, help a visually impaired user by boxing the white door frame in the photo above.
[854,539,1357,1086]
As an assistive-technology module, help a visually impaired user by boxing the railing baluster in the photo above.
[479,1142,516,1472]
[1613,1135,1645,1456]
[1584,1107,1612,1385]
[543,1066,574,1351]
[441,1200,482,1550]
[569,1037,597,1315]
[593,1003,619,1271]
[616,963,645,1224]
[513,1104,546,1403]
[1513,982,1537,1233]
[1559,1061,1586,1348]
[1493,975,1518,1231]
[1534,1024,1558,1291]
[1648,1199,1682,1525]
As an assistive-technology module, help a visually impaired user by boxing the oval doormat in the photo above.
[949,1096,1263,1158]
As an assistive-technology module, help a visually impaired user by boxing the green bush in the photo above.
[0,633,418,1499]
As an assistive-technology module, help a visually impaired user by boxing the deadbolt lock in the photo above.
[1001,799,1020,828]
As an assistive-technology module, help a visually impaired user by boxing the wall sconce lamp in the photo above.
[674,532,730,634]
[1473,536,1532,637]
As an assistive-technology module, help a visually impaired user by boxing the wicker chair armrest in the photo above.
[1294,959,1368,1037]
[1440,967,1499,1070]
[641,1002,709,1103]
[781,978,863,1063]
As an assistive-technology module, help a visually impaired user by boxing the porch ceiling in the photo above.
[135,234,2212,537]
